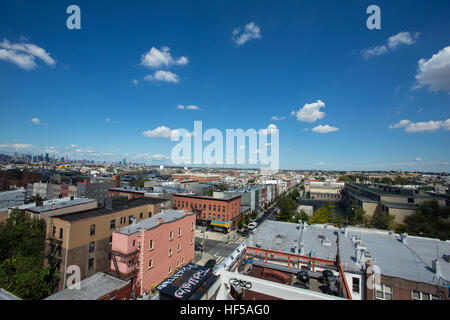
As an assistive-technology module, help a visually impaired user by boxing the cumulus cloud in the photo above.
[141,46,188,69]
[312,124,339,134]
[30,118,40,125]
[142,126,189,139]
[295,100,326,123]
[389,118,450,132]
[132,79,138,85]
[361,31,419,59]
[232,22,262,46]
[0,38,55,70]
[414,46,450,93]
[144,70,179,83]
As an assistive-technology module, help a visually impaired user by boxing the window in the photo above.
[110,219,116,230]
[148,259,153,269]
[412,291,440,300]
[132,240,136,247]
[223,206,226,212]
[169,248,172,257]
[139,212,143,219]
[177,244,181,252]
[59,228,63,239]
[90,224,95,236]
[182,257,185,264]
[375,284,393,300]
[52,226,56,236]
[89,241,95,252]
[168,266,172,274]
[109,236,112,245]
[169,230,173,241]
[218,206,220,212]
[352,277,360,294]
[88,258,94,270]
[176,260,180,268]
[178,227,182,237]
[209,204,211,210]
[190,236,193,244]
[191,222,194,231]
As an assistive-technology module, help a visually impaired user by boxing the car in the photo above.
[195,243,204,251]
[242,230,250,237]
[204,259,216,268]
[248,222,258,230]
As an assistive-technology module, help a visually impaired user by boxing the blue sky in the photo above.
[0,0,449,171]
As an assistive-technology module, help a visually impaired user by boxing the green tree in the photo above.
[371,210,395,230]
[0,210,59,299]
[396,200,450,240]
[309,202,334,224]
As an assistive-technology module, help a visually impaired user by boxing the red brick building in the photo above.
[172,194,241,232]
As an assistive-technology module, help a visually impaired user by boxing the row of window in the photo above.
[375,284,442,300]
[148,257,186,274]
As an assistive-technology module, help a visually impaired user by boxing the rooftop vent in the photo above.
[322,239,331,246]
[400,233,408,244]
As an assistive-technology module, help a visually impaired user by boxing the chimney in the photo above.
[432,259,442,279]
[157,218,163,225]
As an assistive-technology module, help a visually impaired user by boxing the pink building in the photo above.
[110,209,196,298]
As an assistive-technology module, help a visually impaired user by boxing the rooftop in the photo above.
[44,272,129,300]
[55,197,167,222]
[249,220,450,285]
[117,209,194,235]
[23,197,97,214]
[173,193,241,202]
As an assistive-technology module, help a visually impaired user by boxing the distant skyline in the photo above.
[0,0,449,172]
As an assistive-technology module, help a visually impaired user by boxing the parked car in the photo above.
[242,230,250,237]
[248,222,258,230]
[204,259,216,268]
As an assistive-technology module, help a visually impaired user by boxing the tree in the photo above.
[371,210,395,230]
[0,210,59,299]
[348,207,370,227]
[396,200,450,240]
[309,202,334,224]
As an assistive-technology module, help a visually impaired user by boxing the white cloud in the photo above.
[361,45,388,59]
[312,124,339,134]
[389,118,450,132]
[414,46,450,92]
[295,100,326,123]
[232,22,262,46]
[141,46,188,69]
[361,31,419,59]
[415,158,423,161]
[0,143,37,152]
[105,118,110,123]
[177,104,200,110]
[387,32,419,50]
[0,38,55,70]
[132,79,138,85]
[30,118,40,125]
[70,144,79,148]
[144,70,179,83]
[142,126,186,139]
[270,116,286,121]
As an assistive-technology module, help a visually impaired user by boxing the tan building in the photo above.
[343,182,447,223]
[45,197,170,291]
